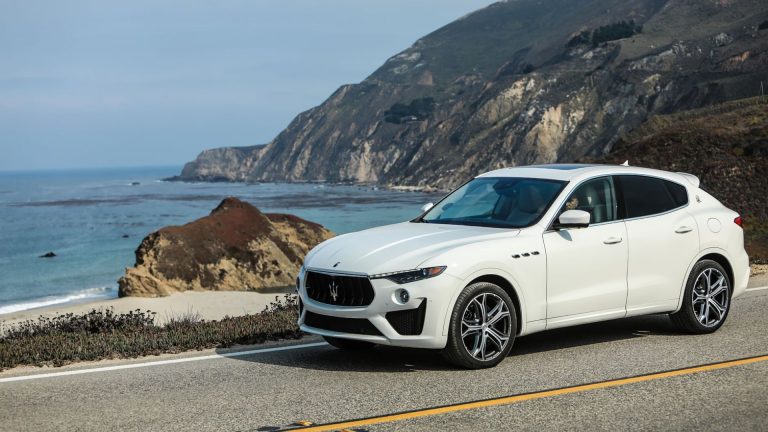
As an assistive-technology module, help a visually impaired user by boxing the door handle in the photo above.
[603,237,623,245]
[675,226,694,234]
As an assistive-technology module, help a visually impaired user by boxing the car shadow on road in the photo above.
[221,314,683,372]
[512,313,680,356]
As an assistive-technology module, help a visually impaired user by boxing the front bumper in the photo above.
[297,269,459,349]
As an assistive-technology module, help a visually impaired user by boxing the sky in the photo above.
[0,1,497,171]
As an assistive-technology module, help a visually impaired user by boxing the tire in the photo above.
[442,282,517,369]
[323,336,375,350]
[670,259,731,334]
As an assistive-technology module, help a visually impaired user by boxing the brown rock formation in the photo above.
[117,197,333,297]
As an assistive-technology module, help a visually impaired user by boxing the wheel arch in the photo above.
[676,248,736,312]
[699,253,734,294]
[468,274,523,336]
[442,269,527,336]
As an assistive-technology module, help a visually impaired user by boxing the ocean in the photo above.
[0,166,443,315]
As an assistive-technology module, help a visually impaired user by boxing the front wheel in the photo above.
[442,282,517,369]
[670,259,731,334]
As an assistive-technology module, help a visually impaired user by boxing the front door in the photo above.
[543,176,628,327]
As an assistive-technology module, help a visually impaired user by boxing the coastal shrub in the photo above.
[521,63,536,74]
[0,295,301,370]
[3,308,156,340]
[592,20,642,46]
[567,21,642,48]
[567,30,591,47]
[384,97,435,124]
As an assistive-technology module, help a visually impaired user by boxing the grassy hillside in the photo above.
[587,97,768,262]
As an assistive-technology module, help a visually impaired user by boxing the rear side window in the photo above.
[665,180,688,207]
[617,175,686,219]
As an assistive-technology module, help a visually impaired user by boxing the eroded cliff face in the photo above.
[117,198,333,297]
[176,0,768,190]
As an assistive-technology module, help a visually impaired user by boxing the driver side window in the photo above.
[560,177,617,224]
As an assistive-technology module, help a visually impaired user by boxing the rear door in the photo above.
[616,175,699,315]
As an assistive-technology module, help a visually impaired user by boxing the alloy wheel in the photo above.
[461,293,512,361]
[692,268,730,327]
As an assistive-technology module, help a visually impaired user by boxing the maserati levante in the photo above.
[296,164,749,368]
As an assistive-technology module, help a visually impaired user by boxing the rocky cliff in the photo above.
[118,197,333,297]
[175,0,768,190]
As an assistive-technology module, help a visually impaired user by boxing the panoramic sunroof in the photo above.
[528,164,595,170]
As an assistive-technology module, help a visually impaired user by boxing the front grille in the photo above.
[304,311,383,336]
[385,300,427,336]
[305,271,375,306]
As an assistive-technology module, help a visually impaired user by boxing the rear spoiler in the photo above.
[676,172,700,188]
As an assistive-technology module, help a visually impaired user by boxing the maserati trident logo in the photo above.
[329,280,339,302]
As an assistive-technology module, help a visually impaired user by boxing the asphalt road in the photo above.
[1,288,767,432]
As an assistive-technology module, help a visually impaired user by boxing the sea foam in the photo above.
[0,286,116,315]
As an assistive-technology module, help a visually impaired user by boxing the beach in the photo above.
[0,290,294,328]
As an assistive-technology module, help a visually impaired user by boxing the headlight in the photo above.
[370,266,446,284]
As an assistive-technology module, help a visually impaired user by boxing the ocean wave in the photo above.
[0,286,117,315]
[7,197,141,207]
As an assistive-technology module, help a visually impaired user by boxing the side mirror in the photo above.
[554,209,590,229]
[421,202,434,213]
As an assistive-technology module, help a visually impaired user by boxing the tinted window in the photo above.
[559,177,617,224]
[422,177,565,228]
[665,180,688,207]
[618,175,681,218]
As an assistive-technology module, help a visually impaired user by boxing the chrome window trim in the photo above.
[621,202,690,223]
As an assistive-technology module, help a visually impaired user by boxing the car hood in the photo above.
[305,221,520,275]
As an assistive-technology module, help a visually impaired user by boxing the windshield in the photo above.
[420,177,566,228]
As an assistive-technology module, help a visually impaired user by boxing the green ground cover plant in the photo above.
[0,295,301,371]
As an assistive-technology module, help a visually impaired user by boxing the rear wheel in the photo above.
[442,282,517,369]
[670,259,731,334]
[323,336,375,350]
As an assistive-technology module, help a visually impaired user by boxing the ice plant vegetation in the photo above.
[0,295,301,370]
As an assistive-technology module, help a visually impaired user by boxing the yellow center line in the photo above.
[292,354,768,432]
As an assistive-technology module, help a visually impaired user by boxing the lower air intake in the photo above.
[385,300,427,336]
[304,311,383,336]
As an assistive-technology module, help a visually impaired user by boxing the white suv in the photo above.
[297,164,749,368]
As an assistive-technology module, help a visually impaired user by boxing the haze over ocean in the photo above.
[0,167,441,314]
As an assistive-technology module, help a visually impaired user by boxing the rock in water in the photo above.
[39,251,57,258]
[117,197,333,297]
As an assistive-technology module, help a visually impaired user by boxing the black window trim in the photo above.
[614,174,690,222]
[545,175,621,231]
[545,173,691,231]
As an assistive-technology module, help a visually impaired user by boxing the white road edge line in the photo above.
[0,342,328,384]
[745,286,768,292]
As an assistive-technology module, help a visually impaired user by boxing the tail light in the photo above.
[734,216,743,227]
